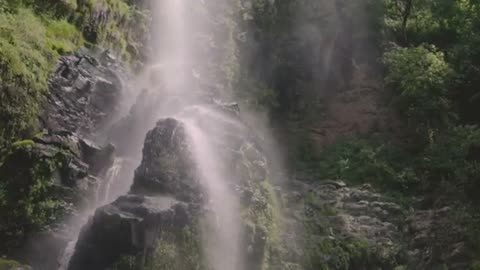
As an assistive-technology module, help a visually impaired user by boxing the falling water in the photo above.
[58,158,125,269]
[100,158,124,204]
[154,1,245,268]
[180,114,244,270]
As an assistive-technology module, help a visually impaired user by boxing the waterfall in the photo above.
[155,1,244,267]
[100,158,124,204]
[180,115,244,270]
[60,1,247,269]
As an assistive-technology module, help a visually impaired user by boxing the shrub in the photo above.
[0,144,70,251]
[315,136,417,193]
[383,44,453,132]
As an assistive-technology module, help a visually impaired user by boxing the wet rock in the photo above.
[41,49,128,135]
[131,118,201,202]
[68,195,194,270]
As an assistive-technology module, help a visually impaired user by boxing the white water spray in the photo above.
[153,1,245,268]
[181,115,244,270]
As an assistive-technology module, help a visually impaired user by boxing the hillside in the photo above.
[0,0,480,269]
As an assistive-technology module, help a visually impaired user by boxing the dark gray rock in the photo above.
[68,195,195,270]
[41,49,128,136]
[131,118,200,202]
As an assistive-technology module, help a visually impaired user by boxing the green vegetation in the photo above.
[109,226,207,270]
[0,143,73,253]
[0,258,31,270]
[0,0,149,152]
[245,0,480,267]
[384,45,453,132]
[302,191,404,270]
[0,7,82,151]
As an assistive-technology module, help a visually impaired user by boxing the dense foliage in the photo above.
[245,0,480,267]
[0,142,72,253]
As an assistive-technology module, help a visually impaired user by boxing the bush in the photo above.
[384,44,453,132]
[0,144,70,251]
[315,136,418,193]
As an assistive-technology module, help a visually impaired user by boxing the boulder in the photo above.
[131,118,200,202]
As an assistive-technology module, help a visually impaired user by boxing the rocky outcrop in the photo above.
[68,195,195,270]
[41,49,128,136]
[277,179,478,270]
[67,103,280,270]
[67,118,202,270]
[406,207,472,270]
[279,180,408,269]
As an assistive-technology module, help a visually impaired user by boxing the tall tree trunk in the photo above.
[401,0,413,43]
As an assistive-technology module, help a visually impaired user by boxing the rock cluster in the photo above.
[41,49,127,135]
[280,180,407,269]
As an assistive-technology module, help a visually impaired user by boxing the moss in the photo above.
[0,258,31,270]
[110,226,206,270]
[11,140,35,147]
[238,177,284,270]
[149,226,206,270]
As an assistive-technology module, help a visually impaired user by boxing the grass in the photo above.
[0,7,84,150]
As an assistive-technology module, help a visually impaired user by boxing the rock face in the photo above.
[41,49,128,135]
[277,179,477,270]
[68,118,202,270]
[68,195,194,270]
[279,180,407,269]
[406,207,472,270]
